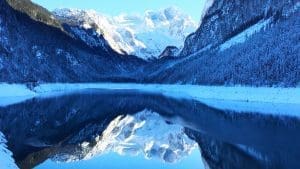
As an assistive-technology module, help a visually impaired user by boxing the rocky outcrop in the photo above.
[6,0,62,29]
[158,46,179,58]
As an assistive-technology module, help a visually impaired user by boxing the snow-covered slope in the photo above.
[1,0,144,83]
[0,132,18,169]
[53,110,197,163]
[53,7,197,59]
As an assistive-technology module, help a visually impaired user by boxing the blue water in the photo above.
[37,149,203,169]
[0,89,299,169]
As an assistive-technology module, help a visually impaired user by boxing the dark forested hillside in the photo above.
[0,0,299,87]
[0,0,145,83]
[144,0,300,87]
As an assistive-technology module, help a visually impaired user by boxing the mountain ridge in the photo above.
[0,0,299,87]
[0,0,145,83]
[53,7,197,60]
[146,0,300,87]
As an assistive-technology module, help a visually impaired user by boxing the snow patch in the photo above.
[31,46,43,59]
[55,48,63,55]
[69,26,105,48]
[33,83,300,116]
[284,2,300,16]
[0,84,36,107]
[220,18,272,51]
[0,84,35,97]
[237,144,267,161]
[65,53,79,66]
[36,51,42,59]
[0,132,19,169]
[32,83,300,104]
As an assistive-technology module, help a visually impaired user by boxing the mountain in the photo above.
[0,0,144,83]
[1,0,299,87]
[53,110,196,163]
[158,46,180,58]
[53,7,197,60]
[146,0,300,87]
[5,0,61,29]
[180,0,299,56]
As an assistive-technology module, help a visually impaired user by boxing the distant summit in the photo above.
[54,7,197,59]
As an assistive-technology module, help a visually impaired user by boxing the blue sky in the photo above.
[32,0,206,21]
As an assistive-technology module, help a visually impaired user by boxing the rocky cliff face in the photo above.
[6,0,62,29]
[158,46,179,58]
[0,0,144,83]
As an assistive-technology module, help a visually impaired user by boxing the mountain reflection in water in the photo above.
[0,89,299,169]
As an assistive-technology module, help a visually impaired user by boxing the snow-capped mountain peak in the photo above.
[53,110,197,163]
[53,7,197,59]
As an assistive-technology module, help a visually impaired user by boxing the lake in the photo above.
[0,89,299,169]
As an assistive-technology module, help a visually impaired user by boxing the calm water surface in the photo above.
[0,89,299,169]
